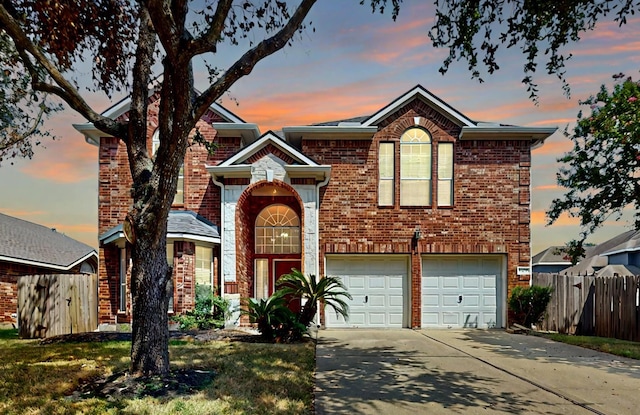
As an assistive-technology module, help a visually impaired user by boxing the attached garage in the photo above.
[325,256,409,328]
[422,255,505,329]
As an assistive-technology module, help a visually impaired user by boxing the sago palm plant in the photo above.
[277,270,352,327]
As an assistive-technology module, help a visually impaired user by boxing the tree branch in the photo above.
[193,0,316,117]
[0,4,126,138]
[184,0,234,57]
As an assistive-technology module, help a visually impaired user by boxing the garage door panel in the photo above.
[389,295,403,307]
[369,276,385,289]
[368,295,386,307]
[326,257,407,328]
[463,276,479,289]
[443,277,459,288]
[442,313,459,325]
[464,295,479,307]
[424,294,439,306]
[350,276,366,289]
[443,294,460,306]
[422,256,502,329]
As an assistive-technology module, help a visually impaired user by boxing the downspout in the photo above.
[211,173,225,299]
[314,171,331,328]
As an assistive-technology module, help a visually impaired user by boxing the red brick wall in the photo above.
[306,100,532,327]
[96,100,236,324]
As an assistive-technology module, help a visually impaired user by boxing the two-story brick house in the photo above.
[75,85,555,330]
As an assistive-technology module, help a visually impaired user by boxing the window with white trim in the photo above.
[255,258,269,300]
[437,142,454,206]
[400,128,432,206]
[378,142,394,206]
[255,204,301,254]
[195,245,213,291]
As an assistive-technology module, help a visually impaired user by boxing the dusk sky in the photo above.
[1,1,640,256]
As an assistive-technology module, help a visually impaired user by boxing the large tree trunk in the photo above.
[129,221,172,376]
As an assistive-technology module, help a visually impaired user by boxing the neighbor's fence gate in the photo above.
[533,273,640,342]
[17,274,98,338]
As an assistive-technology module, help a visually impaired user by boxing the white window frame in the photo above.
[378,142,395,206]
[437,142,454,207]
[255,204,301,254]
[400,128,432,206]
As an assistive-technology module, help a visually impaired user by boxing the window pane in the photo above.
[438,143,453,178]
[173,165,184,205]
[379,179,393,206]
[195,246,212,288]
[255,204,301,254]
[379,143,394,177]
[400,179,431,205]
[119,248,127,312]
[437,180,453,206]
[255,259,269,300]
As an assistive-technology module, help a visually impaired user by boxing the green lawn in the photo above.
[0,329,315,414]
[538,332,640,360]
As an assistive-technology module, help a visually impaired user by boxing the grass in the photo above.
[539,332,640,360]
[0,328,315,414]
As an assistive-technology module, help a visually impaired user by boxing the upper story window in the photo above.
[378,128,454,207]
[400,128,432,206]
[152,130,184,205]
[255,204,301,254]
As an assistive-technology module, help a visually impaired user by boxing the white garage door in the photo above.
[325,256,407,328]
[422,256,502,329]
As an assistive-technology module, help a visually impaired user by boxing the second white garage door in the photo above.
[325,256,408,328]
[422,255,503,329]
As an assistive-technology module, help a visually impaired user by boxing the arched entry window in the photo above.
[255,204,301,254]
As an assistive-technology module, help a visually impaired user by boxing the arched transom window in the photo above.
[255,204,301,254]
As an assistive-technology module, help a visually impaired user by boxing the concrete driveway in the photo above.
[315,329,640,415]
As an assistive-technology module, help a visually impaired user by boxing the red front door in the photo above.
[274,259,302,314]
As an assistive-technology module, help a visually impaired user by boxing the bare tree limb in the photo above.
[193,0,317,117]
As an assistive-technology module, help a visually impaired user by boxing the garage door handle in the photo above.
[364,295,368,304]
[458,295,462,304]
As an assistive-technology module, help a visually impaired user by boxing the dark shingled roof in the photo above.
[0,212,97,269]
[167,211,219,239]
[99,210,219,243]
[532,246,571,266]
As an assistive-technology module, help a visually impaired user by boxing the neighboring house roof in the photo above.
[100,210,220,245]
[0,213,97,271]
[532,246,572,267]
[559,230,640,276]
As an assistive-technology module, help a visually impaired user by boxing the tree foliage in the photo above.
[0,32,61,165]
[428,0,639,100]
[547,74,640,249]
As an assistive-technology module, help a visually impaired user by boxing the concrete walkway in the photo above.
[315,329,640,415]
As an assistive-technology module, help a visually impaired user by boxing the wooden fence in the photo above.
[17,274,98,338]
[533,273,640,342]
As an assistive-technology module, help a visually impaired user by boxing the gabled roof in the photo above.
[0,213,97,271]
[100,210,220,245]
[208,131,331,181]
[532,246,572,267]
[283,85,556,147]
[362,85,475,127]
[559,230,639,276]
[74,80,260,146]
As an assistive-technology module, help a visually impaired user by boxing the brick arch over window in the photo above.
[235,180,305,300]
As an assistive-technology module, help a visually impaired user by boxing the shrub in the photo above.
[276,270,352,327]
[243,293,307,342]
[172,285,230,331]
[508,285,553,328]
